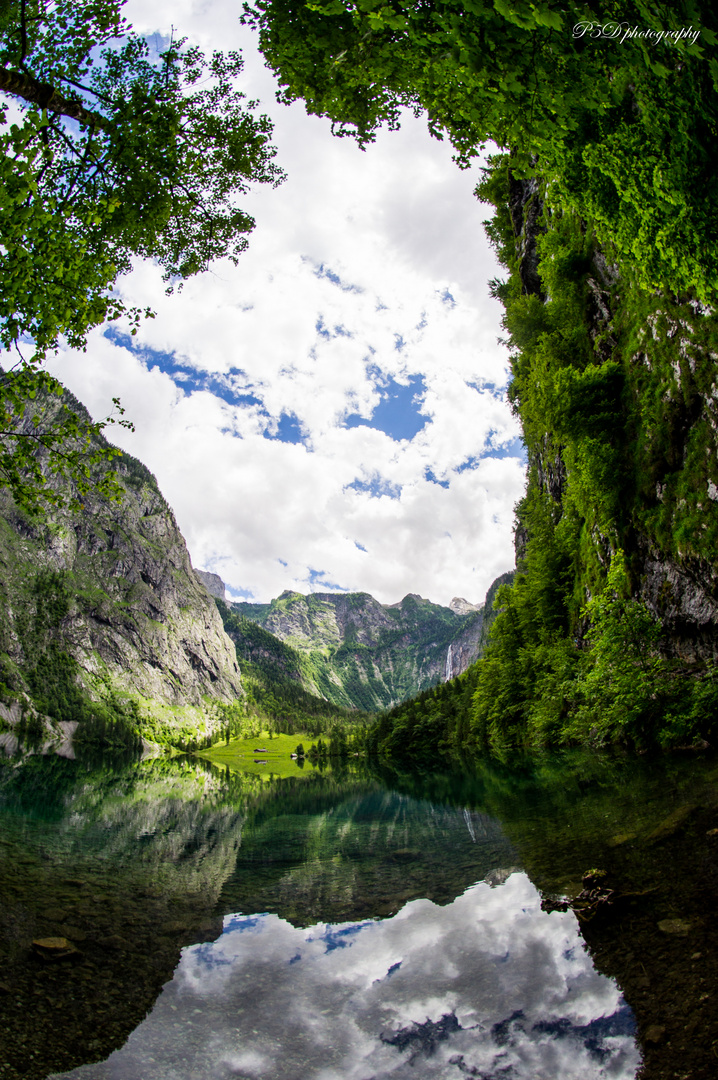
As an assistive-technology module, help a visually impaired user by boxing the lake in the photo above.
[1,747,717,1079]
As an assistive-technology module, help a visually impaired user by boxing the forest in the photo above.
[2,1,718,758]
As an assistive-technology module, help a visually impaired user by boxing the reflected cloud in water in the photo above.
[54,872,640,1080]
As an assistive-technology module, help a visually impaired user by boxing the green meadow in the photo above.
[200,732,316,778]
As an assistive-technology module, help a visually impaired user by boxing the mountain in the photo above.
[222,577,511,713]
[0,388,242,749]
[0,381,515,747]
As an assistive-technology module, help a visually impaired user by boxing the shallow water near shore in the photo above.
[1,747,717,1079]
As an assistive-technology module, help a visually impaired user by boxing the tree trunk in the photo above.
[0,67,110,131]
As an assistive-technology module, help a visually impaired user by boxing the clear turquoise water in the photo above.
[2,748,717,1079]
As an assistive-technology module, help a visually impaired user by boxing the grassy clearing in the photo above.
[199,731,316,779]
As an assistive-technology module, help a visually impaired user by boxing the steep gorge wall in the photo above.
[0,392,242,741]
[491,159,718,664]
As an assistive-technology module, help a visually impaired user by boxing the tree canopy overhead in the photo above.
[243,0,718,301]
[1,0,285,357]
[0,0,285,510]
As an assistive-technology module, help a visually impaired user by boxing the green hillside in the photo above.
[229,588,488,712]
[214,599,371,743]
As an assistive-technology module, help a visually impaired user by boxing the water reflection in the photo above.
[53,873,639,1080]
[4,749,718,1079]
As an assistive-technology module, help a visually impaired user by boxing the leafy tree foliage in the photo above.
[0,370,134,511]
[0,0,284,509]
[245,0,718,300]
[368,149,718,759]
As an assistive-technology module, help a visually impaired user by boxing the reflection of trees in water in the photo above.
[0,754,250,1080]
[2,750,718,1079]
[218,778,519,926]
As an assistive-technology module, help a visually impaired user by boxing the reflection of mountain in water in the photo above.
[6,749,718,1080]
[218,785,521,925]
[0,755,252,1080]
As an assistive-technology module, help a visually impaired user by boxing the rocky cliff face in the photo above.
[230,584,506,711]
[0,392,242,742]
[502,159,718,666]
[195,569,226,600]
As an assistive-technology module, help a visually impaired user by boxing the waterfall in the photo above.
[445,643,454,681]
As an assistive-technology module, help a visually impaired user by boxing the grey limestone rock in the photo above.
[195,569,226,601]
[0,393,242,738]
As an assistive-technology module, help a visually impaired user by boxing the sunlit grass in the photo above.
[199,731,316,778]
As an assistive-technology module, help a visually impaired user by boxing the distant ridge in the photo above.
[195,570,226,601]
[211,574,513,712]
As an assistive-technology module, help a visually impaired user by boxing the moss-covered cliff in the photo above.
[0,388,242,748]
[470,156,718,748]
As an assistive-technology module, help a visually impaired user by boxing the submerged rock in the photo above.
[33,937,81,961]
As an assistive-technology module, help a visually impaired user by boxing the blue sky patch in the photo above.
[424,468,450,489]
[467,379,508,398]
[482,435,526,462]
[315,315,352,339]
[105,327,319,447]
[264,412,305,444]
[312,262,363,294]
[190,941,235,970]
[103,328,264,410]
[317,921,374,953]
[347,476,402,500]
[306,569,349,592]
[225,585,257,602]
[456,456,479,474]
[344,373,427,442]
[223,914,268,934]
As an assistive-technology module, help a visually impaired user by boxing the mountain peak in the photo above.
[449,597,480,616]
[195,570,226,600]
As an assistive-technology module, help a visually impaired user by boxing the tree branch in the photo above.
[0,67,111,131]
[56,74,112,108]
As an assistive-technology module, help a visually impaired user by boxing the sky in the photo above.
[46,0,526,608]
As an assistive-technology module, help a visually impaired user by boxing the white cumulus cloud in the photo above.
[46,0,526,606]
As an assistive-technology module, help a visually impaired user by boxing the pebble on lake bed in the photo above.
[657,918,692,935]
[32,937,81,961]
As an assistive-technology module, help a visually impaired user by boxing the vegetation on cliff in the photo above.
[214,598,371,745]
[230,588,486,711]
[370,156,718,758]
[240,2,718,755]
[0,388,243,751]
[5,2,718,757]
